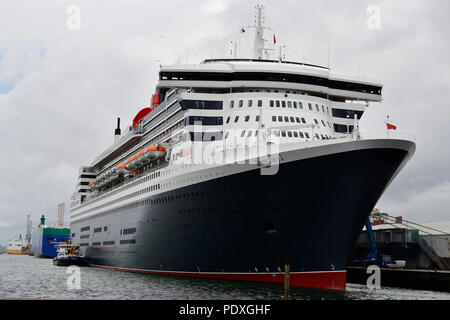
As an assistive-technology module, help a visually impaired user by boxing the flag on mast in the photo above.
[386,116,397,130]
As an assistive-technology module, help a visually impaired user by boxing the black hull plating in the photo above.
[72,147,408,275]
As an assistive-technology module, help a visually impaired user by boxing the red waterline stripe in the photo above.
[89,265,347,291]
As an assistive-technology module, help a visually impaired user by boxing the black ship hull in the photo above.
[71,140,414,290]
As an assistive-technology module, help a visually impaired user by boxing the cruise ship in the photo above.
[69,6,415,290]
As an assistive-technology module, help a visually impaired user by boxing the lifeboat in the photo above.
[126,156,136,170]
[103,171,112,185]
[117,163,127,175]
[131,153,140,168]
[89,179,97,190]
[96,175,104,187]
[144,145,167,161]
[136,150,148,165]
[109,168,119,183]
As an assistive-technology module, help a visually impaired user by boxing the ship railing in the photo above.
[359,132,416,143]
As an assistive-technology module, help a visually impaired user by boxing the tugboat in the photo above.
[53,244,89,267]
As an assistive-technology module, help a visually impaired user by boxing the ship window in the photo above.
[255,130,258,136]
[315,134,320,139]
[258,100,263,107]
[334,124,354,133]
[226,116,231,124]
[302,118,306,124]
[234,116,239,123]
[272,116,276,122]
[276,101,280,108]
[282,101,286,108]
[122,227,136,235]
[94,227,102,233]
[120,239,136,245]
[327,107,329,114]
[247,130,253,137]
[288,101,292,108]
[103,241,115,246]
[322,120,326,127]
[295,117,300,123]
[322,105,325,113]
[248,100,253,107]
[287,131,293,137]
[332,108,364,120]
[230,100,234,108]
[239,100,243,108]
[316,104,319,112]
[281,131,286,137]
[256,115,260,122]
[278,116,283,122]
[241,130,246,137]
[270,100,274,107]
[314,119,319,125]
[80,226,90,232]
[293,102,298,109]
[290,117,295,123]
[245,115,250,122]
[305,132,310,139]
[299,102,303,109]
[293,132,298,138]
[299,132,305,138]
[275,131,280,137]
[308,103,312,110]
[225,131,229,139]
[284,116,289,122]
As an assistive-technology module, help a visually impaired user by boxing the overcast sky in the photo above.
[0,0,449,244]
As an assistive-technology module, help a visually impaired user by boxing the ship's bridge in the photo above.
[157,58,382,103]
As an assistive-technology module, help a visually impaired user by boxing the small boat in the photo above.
[53,244,89,267]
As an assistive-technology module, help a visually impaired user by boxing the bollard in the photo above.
[284,264,290,300]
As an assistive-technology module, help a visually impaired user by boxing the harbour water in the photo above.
[1,254,449,300]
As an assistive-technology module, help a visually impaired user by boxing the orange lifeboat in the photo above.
[126,157,136,170]
[144,145,167,161]
[137,149,148,164]
[117,163,127,175]
[131,153,140,167]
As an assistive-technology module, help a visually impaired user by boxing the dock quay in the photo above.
[347,266,450,293]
